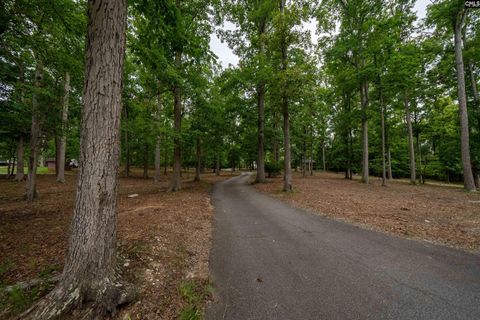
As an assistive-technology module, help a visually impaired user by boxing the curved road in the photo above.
[205,173,480,320]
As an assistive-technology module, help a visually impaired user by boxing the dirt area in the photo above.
[0,169,234,319]
[255,172,480,253]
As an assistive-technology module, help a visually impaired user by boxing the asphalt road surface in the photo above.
[204,173,480,320]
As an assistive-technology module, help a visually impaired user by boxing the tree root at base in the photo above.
[17,277,137,320]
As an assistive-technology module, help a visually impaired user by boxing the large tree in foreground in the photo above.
[427,1,476,191]
[453,7,476,191]
[21,1,135,318]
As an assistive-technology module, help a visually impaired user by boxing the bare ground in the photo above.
[0,169,235,319]
[255,172,480,253]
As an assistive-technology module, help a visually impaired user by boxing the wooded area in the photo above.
[2,0,480,196]
[0,0,479,318]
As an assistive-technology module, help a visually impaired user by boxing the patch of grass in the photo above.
[0,264,58,317]
[178,280,212,320]
[0,166,50,175]
[1,285,32,314]
[0,279,55,317]
[38,266,57,279]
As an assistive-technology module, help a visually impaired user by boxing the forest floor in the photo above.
[255,171,480,253]
[0,169,236,319]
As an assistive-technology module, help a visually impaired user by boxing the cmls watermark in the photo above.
[465,0,480,8]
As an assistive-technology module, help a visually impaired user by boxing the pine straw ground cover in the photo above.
[0,169,234,319]
[255,171,480,253]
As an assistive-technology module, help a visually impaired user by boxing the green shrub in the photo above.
[265,161,281,178]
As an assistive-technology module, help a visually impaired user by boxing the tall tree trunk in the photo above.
[170,48,182,192]
[385,117,393,180]
[416,132,423,184]
[10,156,16,178]
[464,31,480,148]
[302,126,306,178]
[143,144,149,179]
[255,21,266,183]
[473,168,480,189]
[164,138,168,175]
[21,1,133,319]
[15,64,26,182]
[216,152,220,176]
[454,12,476,191]
[273,111,280,163]
[279,0,292,192]
[360,79,369,183]
[380,97,387,186]
[55,135,60,174]
[282,102,292,192]
[56,72,70,183]
[194,137,201,182]
[468,61,480,185]
[404,93,416,184]
[346,112,353,180]
[309,127,314,176]
[154,91,162,184]
[155,136,161,183]
[345,132,349,179]
[25,61,43,203]
[379,82,387,186]
[273,111,279,163]
[7,150,12,177]
[15,136,25,181]
[469,62,479,108]
[256,82,266,183]
[387,147,393,180]
[344,94,351,179]
[322,139,326,172]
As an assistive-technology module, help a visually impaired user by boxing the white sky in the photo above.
[209,0,430,68]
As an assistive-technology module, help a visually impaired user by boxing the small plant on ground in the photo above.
[178,280,213,320]
[0,265,58,317]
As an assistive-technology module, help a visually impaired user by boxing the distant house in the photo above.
[45,158,56,171]
[0,160,11,166]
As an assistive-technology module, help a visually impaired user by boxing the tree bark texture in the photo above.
[25,61,44,203]
[322,140,326,172]
[387,147,393,180]
[155,136,161,183]
[194,137,201,182]
[302,126,307,178]
[15,64,26,182]
[216,153,220,176]
[255,20,266,184]
[404,93,416,184]
[273,111,280,163]
[164,140,168,175]
[454,12,476,191]
[360,79,369,183]
[469,62,479,109]
[255,81,266,183]
[56,72,70,183]
[143,144,149,179]
[15,136,25,181]
[380,87,387,186]
[279,0,292,192]
[170,49,182,192]
[416,131,424,184]
[468,61,480,184]
[154,91,162,184]
[21,1,133,318]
